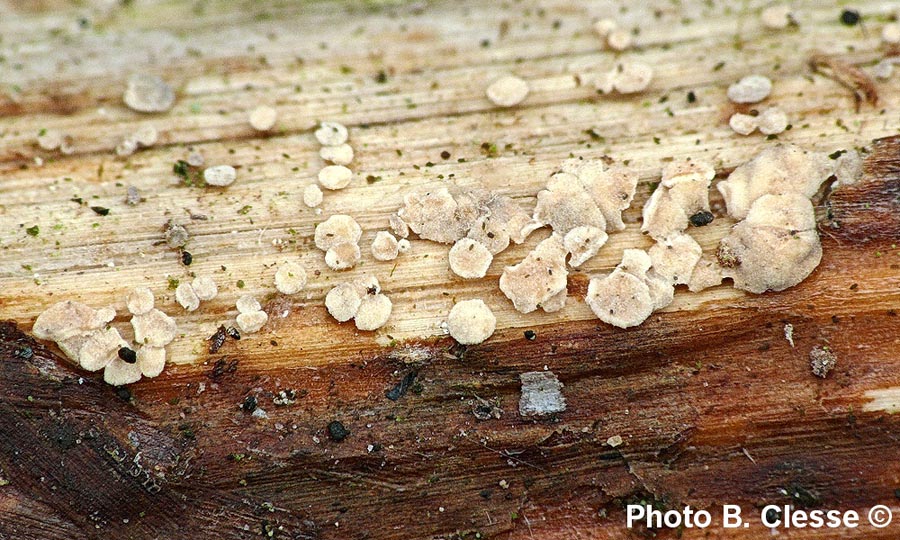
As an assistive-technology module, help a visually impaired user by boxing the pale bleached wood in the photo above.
[1,0,898,366]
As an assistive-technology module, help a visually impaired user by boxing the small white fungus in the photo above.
[389,213,409,238]
[131,308,177,348]
[191,276,218,301]
[596,62,654,94]
[729,113,758,136]
[318,165,353,190]
[883,23,900,44]
[37,130,64,150]
[325,282,364,322]
[236,310,269,334]
[325,242,361,270]
[319,144,354,165]
[448,238,493,279]
[236,295,262,314]
[761,5,794,30]
[303,184,324,208]
[79,327,127,371]
[203,165,237,187]
[447,299,496,345]
[274,262,308,294]
[315,121,349,146]
[249,105,277,131]
[133,125,158,147]
[499,234,569,314]
[123,73,175,113]
[175,282,200,311]
[642,159,714,240]
[103,355,143,386]
[126,287,155,315]
[314,215,362,250]
[593,18,617,38]
[757,107,789,135]
[606,28,632,51]
[648,232,703,285]
[727,75,772,104]
[371,231,400,261]
[355,293,392,331]
[485,75,530,107]
[563,226,608,268]
[398,239,411,252]
[137,346,166,377]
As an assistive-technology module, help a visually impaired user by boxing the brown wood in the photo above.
[2,136,900,539]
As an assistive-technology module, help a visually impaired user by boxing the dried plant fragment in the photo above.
[809,51,878,110]
[519,371,566,417]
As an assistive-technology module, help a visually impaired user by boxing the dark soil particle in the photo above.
[328,420,350,442]
[241,395,258,413]
[524,330,536,341]
[181,250,193,266]
[386,371,418,401]
[117,347,137,364]
[689,210,714,227]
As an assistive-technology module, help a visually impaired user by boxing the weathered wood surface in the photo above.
[1,0,900,538]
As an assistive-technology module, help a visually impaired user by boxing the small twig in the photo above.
[808,50,878,112]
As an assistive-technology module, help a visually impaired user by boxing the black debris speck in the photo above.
[385,370,418,401]
[689,210,715,227]
[209,325,227,353]
[181,250,193,266]
[226,326,241,340]
[13,346,34,360]
[118,346,137,364]
[328,420,350,442]
[687,90,697,103]
[440,150,451,160]
[115,386,132,402]
[241,395,258,413]
[840,9,860,26]
[90,206,110,216]
[524,330,536,341]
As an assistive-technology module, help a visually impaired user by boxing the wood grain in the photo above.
[1,1,900,538]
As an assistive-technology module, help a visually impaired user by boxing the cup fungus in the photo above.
[648,232,703,286]
[315,121,349,146]
[191,276,218,301]
[236,295,262,314]
[729,113,759,136]
[641,159,715,240]
[326,282,364,322]
[203,165,237,187]
[716,144,832,220]
[485,75,530,107]
[560,158,638,232]
[757,107,789,135]
[126,287,155,316]
[274,262,308,294]
[371,231,401,261]
[315,215,362,251]
[320,143,354,166]
[595,62,654,94]
[687,256,724,292]
[389,213,410,239]
[236,311,269,334]
[325,276,392,330]
[586,249,673,328]
[303,184,324,208]
[249,105,277,131]
[761,5,795,29]
[131,308,177,348]
[175,282,201,311]
[447,299,496,345]
[318,165,353,190]
[718,193,822,293]
[727,74,773,104]
[355,293,392,331]
[123,73,175,113]
[448,238,493,279]
[563,226,609,268]
[325,242,362,270]
[499,235,569,314]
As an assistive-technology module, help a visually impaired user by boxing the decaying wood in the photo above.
[1,1,900,538]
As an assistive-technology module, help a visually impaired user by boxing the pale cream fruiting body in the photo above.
[757,107,789,135]
[447,299,496,345]
[249,105,277,131]
[727,75,772,103]
[325,242,361,270]
[648,232,703,286]
[324,276,392,330]
[761,5,794,29]
[389,213,410,238]
[203,165,237,187]
[448,238,493,279]
[315,121,349,146]
[371,231,401,261]
[595,62,654,94]
[303,184,324,208]
[320,143,354,165]
[563,226,608,268]
[315,215,362,250]
[191,276,218,301]
[729,113,758,136]
[274,262,308,294]
[131,308,177,348]
[175,282,201,311]
[585,249,672,328]
[485,75,530,107]
[126,287,155,315]
[642,159,714,240]
[236,311,269,334]
[236,295,262,314]
[499,234,569,314]
[355,293,393,331]
[123,73,175,113]
[325,282,364,322]
[318,165,353,190]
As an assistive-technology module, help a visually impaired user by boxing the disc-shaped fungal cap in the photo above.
[648,232,703,285]
[593,18,617,38]
[447,299,496,345]
[318,165,353,190]
[448,238,493,279]
[564,159,638,232]
[499,234,569,314]
[371,231,400,261]
[726,74,772,104]
[602,62,654,94]
[203,165,237,187]
[486,75,530,107]
[533,172,607,235]
[103,357,143,386]
[78,327,127,371]
[303,184,323,208]
[325,242,361,270]
[123,73,175,113]
[236,311,268,334]
[191,276,218,301]
[398,188,471,244]
[236,295,262,314]
[563,226,608,268]
[729,113,758,136]
[354,293,392,331]
[586,269,654,328]
[315,121,349,146]
[389,213,409,239]
[274,262,308,295]
[133,125,158,147]
[131,309,177,347]
[719,194,821,293]
[761,5,794,29]
[320,143,354,166]
[687,256,724,293]
[325,282,363,322]
[717,144,832,219]
[32,301,114,342]
[138,346,166,377]
[606,28,632,51]
[757,107,788,135]
[249,105,277,131]
[175,282,200,311]
[314,215,362,250]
